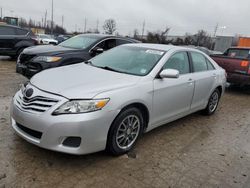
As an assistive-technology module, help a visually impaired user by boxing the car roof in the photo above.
[124,43,195,52]
[76,34,140,42]
[0,24,28,30]
[229,46,250,50]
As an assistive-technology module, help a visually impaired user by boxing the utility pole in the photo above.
[141,20,145,39]
[84,18,87,33]
[213,23,218,37]
[62,15,64,28]
[44,10,47,28]
[51,0,54,34]
[96,19,99,32]
[0,7,2,20]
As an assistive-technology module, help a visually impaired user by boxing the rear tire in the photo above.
[106,107,144,155]
[203,89,221,115]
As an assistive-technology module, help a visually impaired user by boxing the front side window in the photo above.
[16,29,28,35]
[190,52,208,72]
[96,39,116,50]
[91,46,165,76]
[163,52,190,74]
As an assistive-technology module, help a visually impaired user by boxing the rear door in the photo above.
[0,26,16,53]
[189,51,217,110]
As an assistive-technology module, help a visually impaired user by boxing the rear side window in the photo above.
[226,49,249,59]
[206,59,215,70]
[190,52,208,72]
[0,26,15,35]
[16,29,28,35]
[163,52,190,74]
[116,39,132,46]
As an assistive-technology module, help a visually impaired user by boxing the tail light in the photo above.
[241,61,249,67]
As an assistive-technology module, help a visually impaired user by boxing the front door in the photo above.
[152,51,194,126]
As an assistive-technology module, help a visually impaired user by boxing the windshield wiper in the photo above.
[98,66,123,73]
[84,60,93,65]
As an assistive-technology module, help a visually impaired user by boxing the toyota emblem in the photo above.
[25,88,34,98]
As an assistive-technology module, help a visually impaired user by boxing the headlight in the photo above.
[52,99,109,115]
[32,56,62,62]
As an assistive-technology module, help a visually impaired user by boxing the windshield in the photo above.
[91,46,165,76]
[59,35,98,49]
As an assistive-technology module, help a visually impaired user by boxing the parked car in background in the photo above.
[36,34,58,45]
[11,44,226,155]
[0,24,37,59]
[211,47,250,86]
[185,45,222,55]
[16,34,139,78]
[55,35,72,44]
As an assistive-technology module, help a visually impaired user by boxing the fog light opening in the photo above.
[62,137,81,148]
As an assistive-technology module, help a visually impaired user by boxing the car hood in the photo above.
[23,45,78,56]
[30,64,141,99]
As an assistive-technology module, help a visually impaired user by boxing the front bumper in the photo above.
[10,89,118,155]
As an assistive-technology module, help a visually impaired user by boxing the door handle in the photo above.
[212,73,217,78]
[187,78,193,85]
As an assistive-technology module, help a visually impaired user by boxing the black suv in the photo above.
[16,34,139,78]
[0,24,37,59]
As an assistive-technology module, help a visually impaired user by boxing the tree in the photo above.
[146,27,171,44]
[193,30,213,48]
[103,19,116,34]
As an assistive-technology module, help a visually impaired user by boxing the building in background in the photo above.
[237,37,250,47]
[214,36,234,53]
[3,17,18,26]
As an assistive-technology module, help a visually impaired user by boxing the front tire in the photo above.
[203,89,221,115]
[106,107,144,155]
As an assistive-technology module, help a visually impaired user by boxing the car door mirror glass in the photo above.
[160,69,180,79]
[93,47,104,53]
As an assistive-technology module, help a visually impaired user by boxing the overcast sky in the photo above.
[0,0,249,36]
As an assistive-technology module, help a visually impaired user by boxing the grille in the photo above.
[16,123,42,139]
[15,93,59,114]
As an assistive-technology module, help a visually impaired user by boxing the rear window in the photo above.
[0,26,15,35]
[226,49,249,59]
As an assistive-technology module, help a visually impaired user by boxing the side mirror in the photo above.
[91,47,104,55]
[160,69,180,79]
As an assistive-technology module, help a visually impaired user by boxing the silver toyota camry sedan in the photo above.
[10,44,226,155]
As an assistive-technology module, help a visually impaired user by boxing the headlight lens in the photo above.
[32,56,62,62]
[52,99,109,115]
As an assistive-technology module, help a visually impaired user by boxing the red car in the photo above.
[211,47,250,86]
